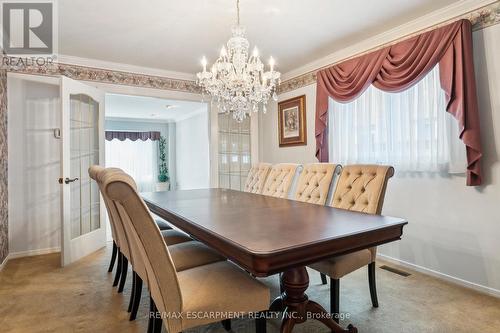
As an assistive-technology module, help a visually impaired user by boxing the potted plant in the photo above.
[156,136,170,192]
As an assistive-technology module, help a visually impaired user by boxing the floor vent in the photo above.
[379,265,411,277]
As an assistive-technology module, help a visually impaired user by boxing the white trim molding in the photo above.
[0,255,8,272]
[0,247,61,272]
[378,253,500,299]
[7,247,61,260]
[278,0,500,94]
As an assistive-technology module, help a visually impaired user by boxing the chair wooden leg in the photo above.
[113,251,122,287]
[279,273,284,294]
[147,296,154,333]
[150,297,162,333]
[222,319,231,331]
[368,262,379,308]
[127,271,136,312]
[255,315,267,333]
[330,278,340,324]
[320,273,327,285]
[118,256,128,293]
[108,241,117,273]
[130,273,143,321]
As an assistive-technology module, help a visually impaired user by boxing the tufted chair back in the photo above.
[103,170,183,333]
[243,163,272,194]
[330,165,394,214]
[261,163,302,198]
[294,163,340,205]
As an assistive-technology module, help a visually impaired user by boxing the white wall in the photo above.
[175,109,210,190]
[7,77,62,255]
[260,24,500,295]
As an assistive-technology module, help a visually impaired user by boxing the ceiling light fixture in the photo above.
[196,0,280,122]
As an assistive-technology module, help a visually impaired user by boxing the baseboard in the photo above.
[7,247,61,260]
[377,253,500,298]
[0,255,8,272]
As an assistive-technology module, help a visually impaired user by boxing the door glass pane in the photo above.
[70,94,100,239]
[217,113,252,191]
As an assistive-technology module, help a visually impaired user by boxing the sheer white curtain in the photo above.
[328,65,466,173]
[105,139,158,192]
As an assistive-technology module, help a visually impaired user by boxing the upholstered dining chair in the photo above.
[243,163,272,194]
[261,163,302,198]
[91,166,192,292]
[89,166,173,278]
[293,163,341,205]
[94,167,226,322]
[309,164,394,323]
[91,166,192,293]
[103,170,270,333]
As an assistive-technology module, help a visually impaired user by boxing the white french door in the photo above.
[60,76,106,266]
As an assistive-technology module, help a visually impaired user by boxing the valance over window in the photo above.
[315,19,482,185]
[105,131,161,142]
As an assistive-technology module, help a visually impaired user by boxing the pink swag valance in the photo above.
[316,19,482,186]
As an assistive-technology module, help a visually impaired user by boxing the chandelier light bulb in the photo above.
[201,56,207,71]
[269,56,275,72]
[252,46,259,58]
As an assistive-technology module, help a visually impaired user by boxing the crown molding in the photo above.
[56,54,196,81]
[279,0,500,94]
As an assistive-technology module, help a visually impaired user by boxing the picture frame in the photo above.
[278,95,307,147]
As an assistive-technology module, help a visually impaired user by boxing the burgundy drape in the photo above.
[316,19,482,185]
[105,131,161,141]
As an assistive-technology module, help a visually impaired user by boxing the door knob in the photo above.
[59,177,79,184]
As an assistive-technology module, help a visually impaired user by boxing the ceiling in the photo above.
[59,0,459,75]
[105,94,206,122]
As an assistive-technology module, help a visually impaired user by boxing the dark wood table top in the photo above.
[142,188,407,277]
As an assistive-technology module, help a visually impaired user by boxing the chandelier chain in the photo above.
[237,0,240,25]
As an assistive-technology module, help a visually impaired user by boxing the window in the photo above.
[328,66,466,173]
[105,139,158,192]
[218,113,251,190]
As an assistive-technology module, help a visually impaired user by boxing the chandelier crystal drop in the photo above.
[196,0,281,122]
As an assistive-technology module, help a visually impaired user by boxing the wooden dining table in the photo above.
[142,188,407,333]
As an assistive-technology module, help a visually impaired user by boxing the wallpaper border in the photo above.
[3,61,201,94]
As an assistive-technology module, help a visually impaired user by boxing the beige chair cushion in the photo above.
[243,163,272,194]
[261,163,301,198]
[294,163,338,205]
[330,164,394,214]
[179,261,270,330]
[309,248,377,279]
[169,241,224,272]
[155,218,172,230]
[161,229,192,245]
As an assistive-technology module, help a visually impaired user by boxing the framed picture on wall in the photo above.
[278,95,307,147]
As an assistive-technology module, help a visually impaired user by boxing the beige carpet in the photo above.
[1,245,500,333]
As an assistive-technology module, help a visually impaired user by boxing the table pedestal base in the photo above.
[270,267,358,333]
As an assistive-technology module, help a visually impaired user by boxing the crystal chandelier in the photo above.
[196,0,281,122]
